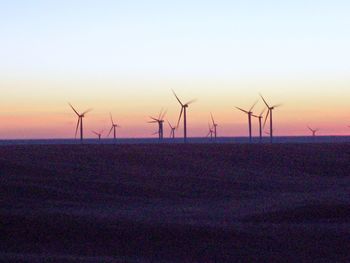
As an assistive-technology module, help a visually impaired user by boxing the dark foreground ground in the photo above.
[1,143,350,262]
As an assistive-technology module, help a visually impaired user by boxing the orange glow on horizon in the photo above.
[1,76,349,139]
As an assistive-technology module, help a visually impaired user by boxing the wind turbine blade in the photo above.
[83,108,93,115]
[177,107,184,128]
[263,110,270,128]
[251,114,259,118]
[148,121,158,123]
[69,103,80,116]
[260,108,266,116]
[259,94,270,108]
[149,116,158,121]
[210,112,215,126]
[158,108,163,120]
[172,89,184,106]
[307,126,312,132]
[75,118,80,138]
[110,113,114,125]
[108,126,114,137]
[92,131,98,136]
[152,131,159,135]
[249,99,259,112]
[235,107,249,114]
[167,120,172,129]
[185,99,197,105]
[161,109,167,120]
[272,103,283,108]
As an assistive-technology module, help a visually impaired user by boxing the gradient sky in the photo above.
[1,0,350,138]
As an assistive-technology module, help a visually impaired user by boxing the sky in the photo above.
[1,0,350,139]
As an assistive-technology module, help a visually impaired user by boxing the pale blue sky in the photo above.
[1,0,350,78]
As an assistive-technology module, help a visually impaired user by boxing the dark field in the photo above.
[1,143,350,262]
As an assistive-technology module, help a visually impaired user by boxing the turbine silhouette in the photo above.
[308,126,319,137]
[235,100,258,143]
[108,113,121,140]
[252,108,266,142]
[167,120,176,139]
[172,90,196,143]
[148,109,166,140]
[210,113,218,140]
[92,130,103,140]
[260,94,281,143]
[206,123,214,140]
[69,103,92,142]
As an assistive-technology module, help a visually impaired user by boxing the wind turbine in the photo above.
[148,109,166,140]
[260,94,281,143]
[167,120,176,139]
[210,113,218,140]
[92,130,103,140]
[206,123,214,140]
[172,90,196,143]
[235,100,258,143]
[252,108,266,142]
[108,113,121,140]
[69,103,92,142]
[308,126,319,137]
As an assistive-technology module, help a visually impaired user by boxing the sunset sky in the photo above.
[1,1,350,139]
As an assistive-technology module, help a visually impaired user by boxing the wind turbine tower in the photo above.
[252,108,265,142]
[235,100,258,143]
[148,109,166,140]
[167,120,176,139]
[172,90,196,143]
[308,126,319,137]
[207,123,214,140]
[260,94,281,143]
[92,130,103,140]
[69,103,92,142]
[210,113,218,140]
[108,113,121,140]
